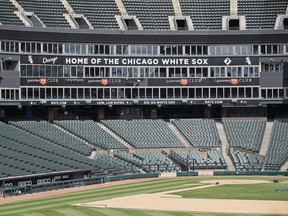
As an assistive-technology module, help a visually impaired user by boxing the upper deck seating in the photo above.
[122,0,173,30]
[179,0,230,30]
[238,0,287,30]
[17,0,70,28]
[67,0,119,29]
[0,1,23,25]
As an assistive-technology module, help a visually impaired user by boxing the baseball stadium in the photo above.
[0,0,288,215]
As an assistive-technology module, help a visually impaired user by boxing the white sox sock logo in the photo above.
[245,57,251,65]
[28,55,33,64]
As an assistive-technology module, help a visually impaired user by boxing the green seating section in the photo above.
[179,0,230,30]
[223,119,266,152]
[102,119,184,148]
[0,1,23,25]
[263,118,288,171]
[122,0,173,30]
[94,153,140,175]
[116,151,180,173]
[231,151,264,171]
[238,0,287,30]
[173,119,221,147]
[174,150,227,169]
[0,122,104,177]
[54,120,127,150]
[9,120,93,156]
[67,0,119,29]
[0,122,139,178]
[17,0,70,28]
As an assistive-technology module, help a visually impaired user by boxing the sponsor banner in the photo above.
[20,55,259,66]
[20,99,261,106]
[20,77,260,87]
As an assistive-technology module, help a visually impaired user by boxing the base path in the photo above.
[77,180,288,215]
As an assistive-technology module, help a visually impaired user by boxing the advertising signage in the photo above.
[21,99,261,106]
[20,77,260,87]
[21,55,259,66]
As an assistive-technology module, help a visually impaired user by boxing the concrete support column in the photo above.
[98,107,105,120]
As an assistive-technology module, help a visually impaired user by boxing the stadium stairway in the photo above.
[172,0,182,16]
[97,123,134,149]
[216,122,235,171]
[259,121,273,156]
[281,161,288,171]
[166,122,192,147]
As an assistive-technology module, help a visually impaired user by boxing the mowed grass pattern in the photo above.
[174,183,288,201]
[0,176,287,216]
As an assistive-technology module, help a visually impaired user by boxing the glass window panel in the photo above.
[217,88,223,98]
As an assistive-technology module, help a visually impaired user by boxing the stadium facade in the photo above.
[0,0,288,119]
[0,0,288,195]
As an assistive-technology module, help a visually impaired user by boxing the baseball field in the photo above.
[0,176,288,216]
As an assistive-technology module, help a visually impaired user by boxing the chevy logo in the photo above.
[180,79,188,85]
[230,78,239,85]
[101,79,109,86]
[40,78,47,85]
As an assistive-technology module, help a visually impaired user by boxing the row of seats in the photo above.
[173,119,221,147]
[17,0,70,28]
[1,0,286,30]
[94,153,140,175]
[67,0,119,29]
[9,120,94,156]
[238,0,287,30]
[223,119,266,152]
[54,120,128,149]
[0,121,138,178]
[263,118,288,171]
[122,0,173,30]
[179,0,230,30]
[102,119,184,148]
[173,150,227,169]
[231,151,264,171]
[0,0,23,26]
[115,151,180,173]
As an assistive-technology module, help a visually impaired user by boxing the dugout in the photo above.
[0,169,92,197]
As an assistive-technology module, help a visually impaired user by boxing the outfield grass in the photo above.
[173,183,288,201]
[0,176,287,216]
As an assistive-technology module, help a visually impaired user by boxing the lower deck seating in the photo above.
[96,153,140,175]
[173,150,226,169]
[115,151,180,173]
[231,151,264,171]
